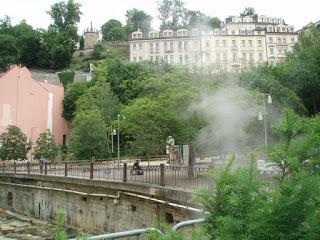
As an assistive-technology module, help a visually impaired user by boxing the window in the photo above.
[233,53,237,62]
[155,42,159,52]
[268,27,273,32]
[278,38,281,43]
[133,44,137,50]
[170,42,174,51]
[149,43,154,53]
[284,49,288,54]
[242,53,246,63]
[164,42,168,51]
[223,53,227,63]
[150,56,154,62]
[241,40,245,47]
[216,53,220,64]
[232,40,236,47]
[193,40,198,47]
[139,43,143,50]
[249,53,253,63]
[282,27,286,32]
[231,30,235,35]
[215,40,219,47]
[270,47,274,55]
[258,40,262,46]
[278,49,282,54]
[206,40,210,47]
[222,40,227,47]
[170,55,174,64]
[269,37,273,43]
[283,38,286,44]
[259,52,263,61]
[291,38,295,43]
[139,56,143,61]
[249,40,253,47]
[184,41,188,51]
[179,55,183,64]
[184,55,189,64]
[164,55,168,63]
[178,41,183,50]
[206,52,210,61]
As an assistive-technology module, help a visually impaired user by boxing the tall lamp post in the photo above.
[258,94,272,147]
[111,129,116,153]
[30,127,39,163]
[117,114,125,166]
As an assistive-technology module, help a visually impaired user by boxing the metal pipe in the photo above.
[69,228,163,240]
[172,218,205,231]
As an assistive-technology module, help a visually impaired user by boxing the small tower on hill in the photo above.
[83,22,99,49]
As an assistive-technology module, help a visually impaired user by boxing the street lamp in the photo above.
[258,94,272,147]
[111,129,116,153]
[117,114,125,166]
[30,127,39,163]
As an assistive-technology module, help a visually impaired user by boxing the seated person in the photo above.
[133,160,142,170]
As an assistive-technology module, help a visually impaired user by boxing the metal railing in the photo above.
[0,162,210,190]
[69,218,205,240]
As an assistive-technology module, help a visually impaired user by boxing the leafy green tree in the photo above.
[158,0,186,30]
[76,82,122,123]
[46,0,82,69]
[0,34,18,71]
[199,156,265,240]
[183,10,209,29]
[79,35,84,50]
[68,110,108,160]
[0,15,12,34]
[91,43,104,60]
[0,125,31,161]
[33,130,58,163]
[12,21,41,68]
[208,17,221,29]
[101,19,126,41]
[240,7,257,17]
[125,8,152,33]
[58,70,75,89]
[261,27,320,115]
[62,82,89,120]
[121,97,179,156]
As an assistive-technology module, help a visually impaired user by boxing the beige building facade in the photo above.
[129,15,298,71]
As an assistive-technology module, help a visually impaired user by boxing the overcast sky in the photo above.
[1,0,319,33]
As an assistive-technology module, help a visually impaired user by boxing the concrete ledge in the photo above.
[0,173,198,206]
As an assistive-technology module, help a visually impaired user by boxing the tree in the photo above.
[208,17,221,29]
[46,0,82,69]
[183,10,209,29]
[33,130,58,162]
[125,8,152,33]
[62,82,89,120]
[76,82,122,123]
[12,21,41,68]
[0,34,18,71]
[0,125,31,161]
[240,7,257,17]
[68,110,108,160]
[121,97,179,156]
[0,16,12,34]
[158,0,187,30]
[101,19,126,41]
[79,35,84,50]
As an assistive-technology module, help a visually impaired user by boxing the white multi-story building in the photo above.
[129,15,298,71]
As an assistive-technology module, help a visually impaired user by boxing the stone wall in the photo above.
[0,174,201,233]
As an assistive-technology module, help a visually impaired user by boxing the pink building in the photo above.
[0,65,67,151]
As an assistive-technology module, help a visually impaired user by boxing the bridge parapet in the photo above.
[0,161,211,191]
